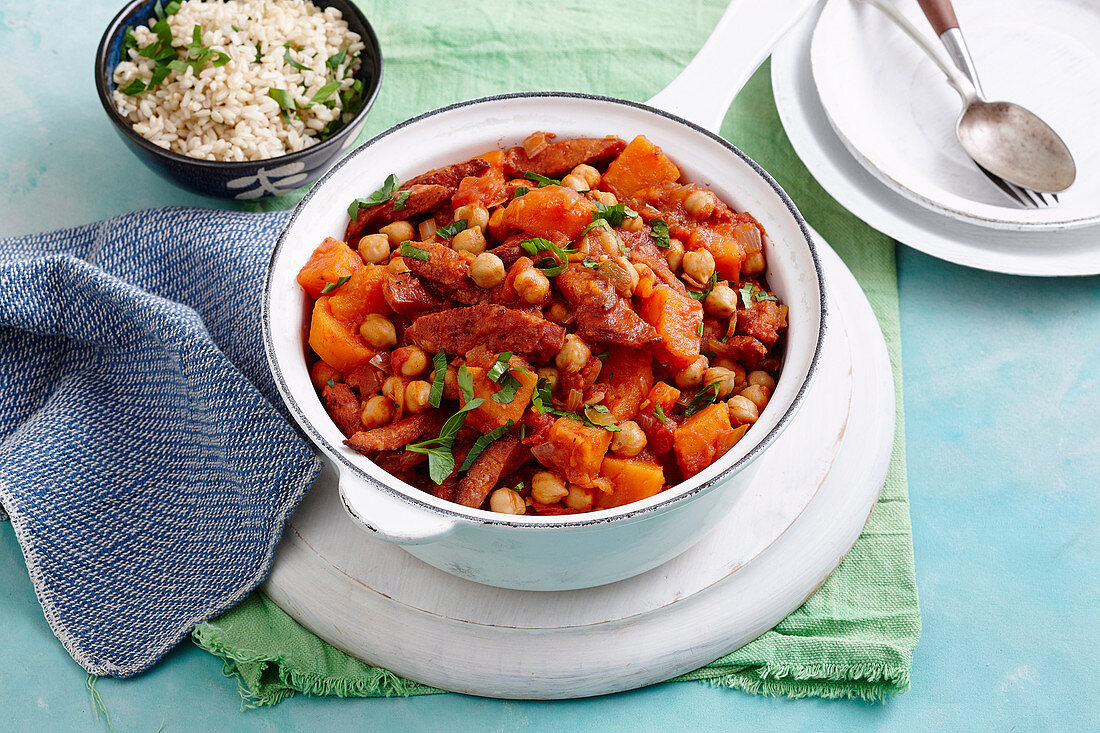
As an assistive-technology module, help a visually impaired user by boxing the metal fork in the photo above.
[919,0,1058,209]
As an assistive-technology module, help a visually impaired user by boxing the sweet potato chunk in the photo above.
[596,347,654,421]
[326,264,391,322]
[637,284,703,369]
[406,305,566,361]
[689,222,745,283]
[502,136,626,178]
[451,164,506,209]
[308,297,374,374]
[530,418,613,489]
[296,237,363,300]
[459,364,539,433]
[501,185,595,241]
[673,404,746,478]
[602,135,681,199]
[595,453,665,510]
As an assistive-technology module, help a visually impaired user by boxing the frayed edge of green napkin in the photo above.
[673,663,909,702]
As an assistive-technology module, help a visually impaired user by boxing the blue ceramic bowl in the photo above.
[94,0,382,200]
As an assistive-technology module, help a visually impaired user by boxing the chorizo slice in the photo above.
[322,382,362,437]
[622,231,689,296]
[345,413,443,453]
[406,157,491,190]
[712,335,768,369]
[557,265,659,347]
[736,299,783,346]
[405,304,566,361]
[345,184,451,243]
[502,136,627,178]
[455,434,528,509]
[382,269,453,316]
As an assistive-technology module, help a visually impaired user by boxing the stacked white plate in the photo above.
[773,0,1100,276]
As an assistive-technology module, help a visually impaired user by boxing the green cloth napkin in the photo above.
[194,0,920,705]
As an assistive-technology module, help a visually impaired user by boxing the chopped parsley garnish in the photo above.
[581,257,602,270]
[436,219,469,239]
[122,18,180,95]
[231,24,240,32]
[309,80,342,106]
[654,402,667,424]
[592,201,638,228]
[697,321,704,337]
[120,27,139,62]
[325,378,335,388]
[399,242,430,261]
[320,274,351,294]
[428,351,448,408]
[588,403,610,414]
[513,186,529,198]
[531,378,553,414]
[595,349,610,362]
[326,46,347,70]
[254,43,263,63]
[167,25,230,75]
[684,380,723,417]
[520,237,574,277]
[739,282,778,309]
[650,219,671,248]
[688,271,718,301]
[459,420,515,472]
[392,189,412,211]
[487,352,514,382]
[523,172,562,187]
[267,87,298,122]
[492,373,523,404]
[348,174,399,219]
[407,366,484,483]
[283,45,311,71]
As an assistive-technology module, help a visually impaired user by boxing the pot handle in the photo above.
[646,0,817,133]
[337,463,458,546]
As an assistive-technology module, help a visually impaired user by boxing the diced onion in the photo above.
[732,222,762,253]
[523,131,552,158]
[583,404,616,427]
[565,388,583,413]
[370,350,392,374]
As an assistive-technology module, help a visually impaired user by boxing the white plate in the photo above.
[773,2,1100,276]
[262,233,895,699]
[811,0,1100,231]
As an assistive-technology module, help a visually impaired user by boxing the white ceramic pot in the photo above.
[263,0,825,591]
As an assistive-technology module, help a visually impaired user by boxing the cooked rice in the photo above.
[111,0,364,161]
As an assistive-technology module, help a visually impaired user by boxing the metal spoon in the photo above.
[862,0,1076,194]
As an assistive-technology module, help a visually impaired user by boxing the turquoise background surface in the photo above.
[1,0,1097,730]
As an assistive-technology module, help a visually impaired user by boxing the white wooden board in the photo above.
[263,233,895,699]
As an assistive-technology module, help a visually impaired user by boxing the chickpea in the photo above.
[675,355,709,389]
[310,361,342,390]
[531,471,569,504]
[392,345,428,377]
[555,334,591,373]
[591,226,621,256]
[358,233,390,264]
[591,190,617,206]
[359,314,397,348]
[453,204,490,232]
[468,252,505,288]
[703,366,738,399]
[379,220,415,247]
[561,174,587,192]
[747,370,776,391]
[537,365,561,391]
[452,226,487,255]
[743,251,766,276]
[514,267,550,304]
[382,376,406,410]
[666,238,685,272]
[489,487,527,515]
[612,255,639,297]
[610,421,647,458]
[739,383,771,412]
[571,164,601,189]
[564,484,594,511]
[620,215,644,232]
[683,189,717,218]
[545,302,571,324]
[704,282,738,318]
[727,395,759,426]
[360,395,395,429]
[404,380,433,414]
[418,218,438,241]
[682,248,716,285]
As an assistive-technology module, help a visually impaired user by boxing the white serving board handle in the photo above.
[337,464,457,545]
[647,0,818,132]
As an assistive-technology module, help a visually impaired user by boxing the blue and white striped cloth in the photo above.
[0,208,321,677]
